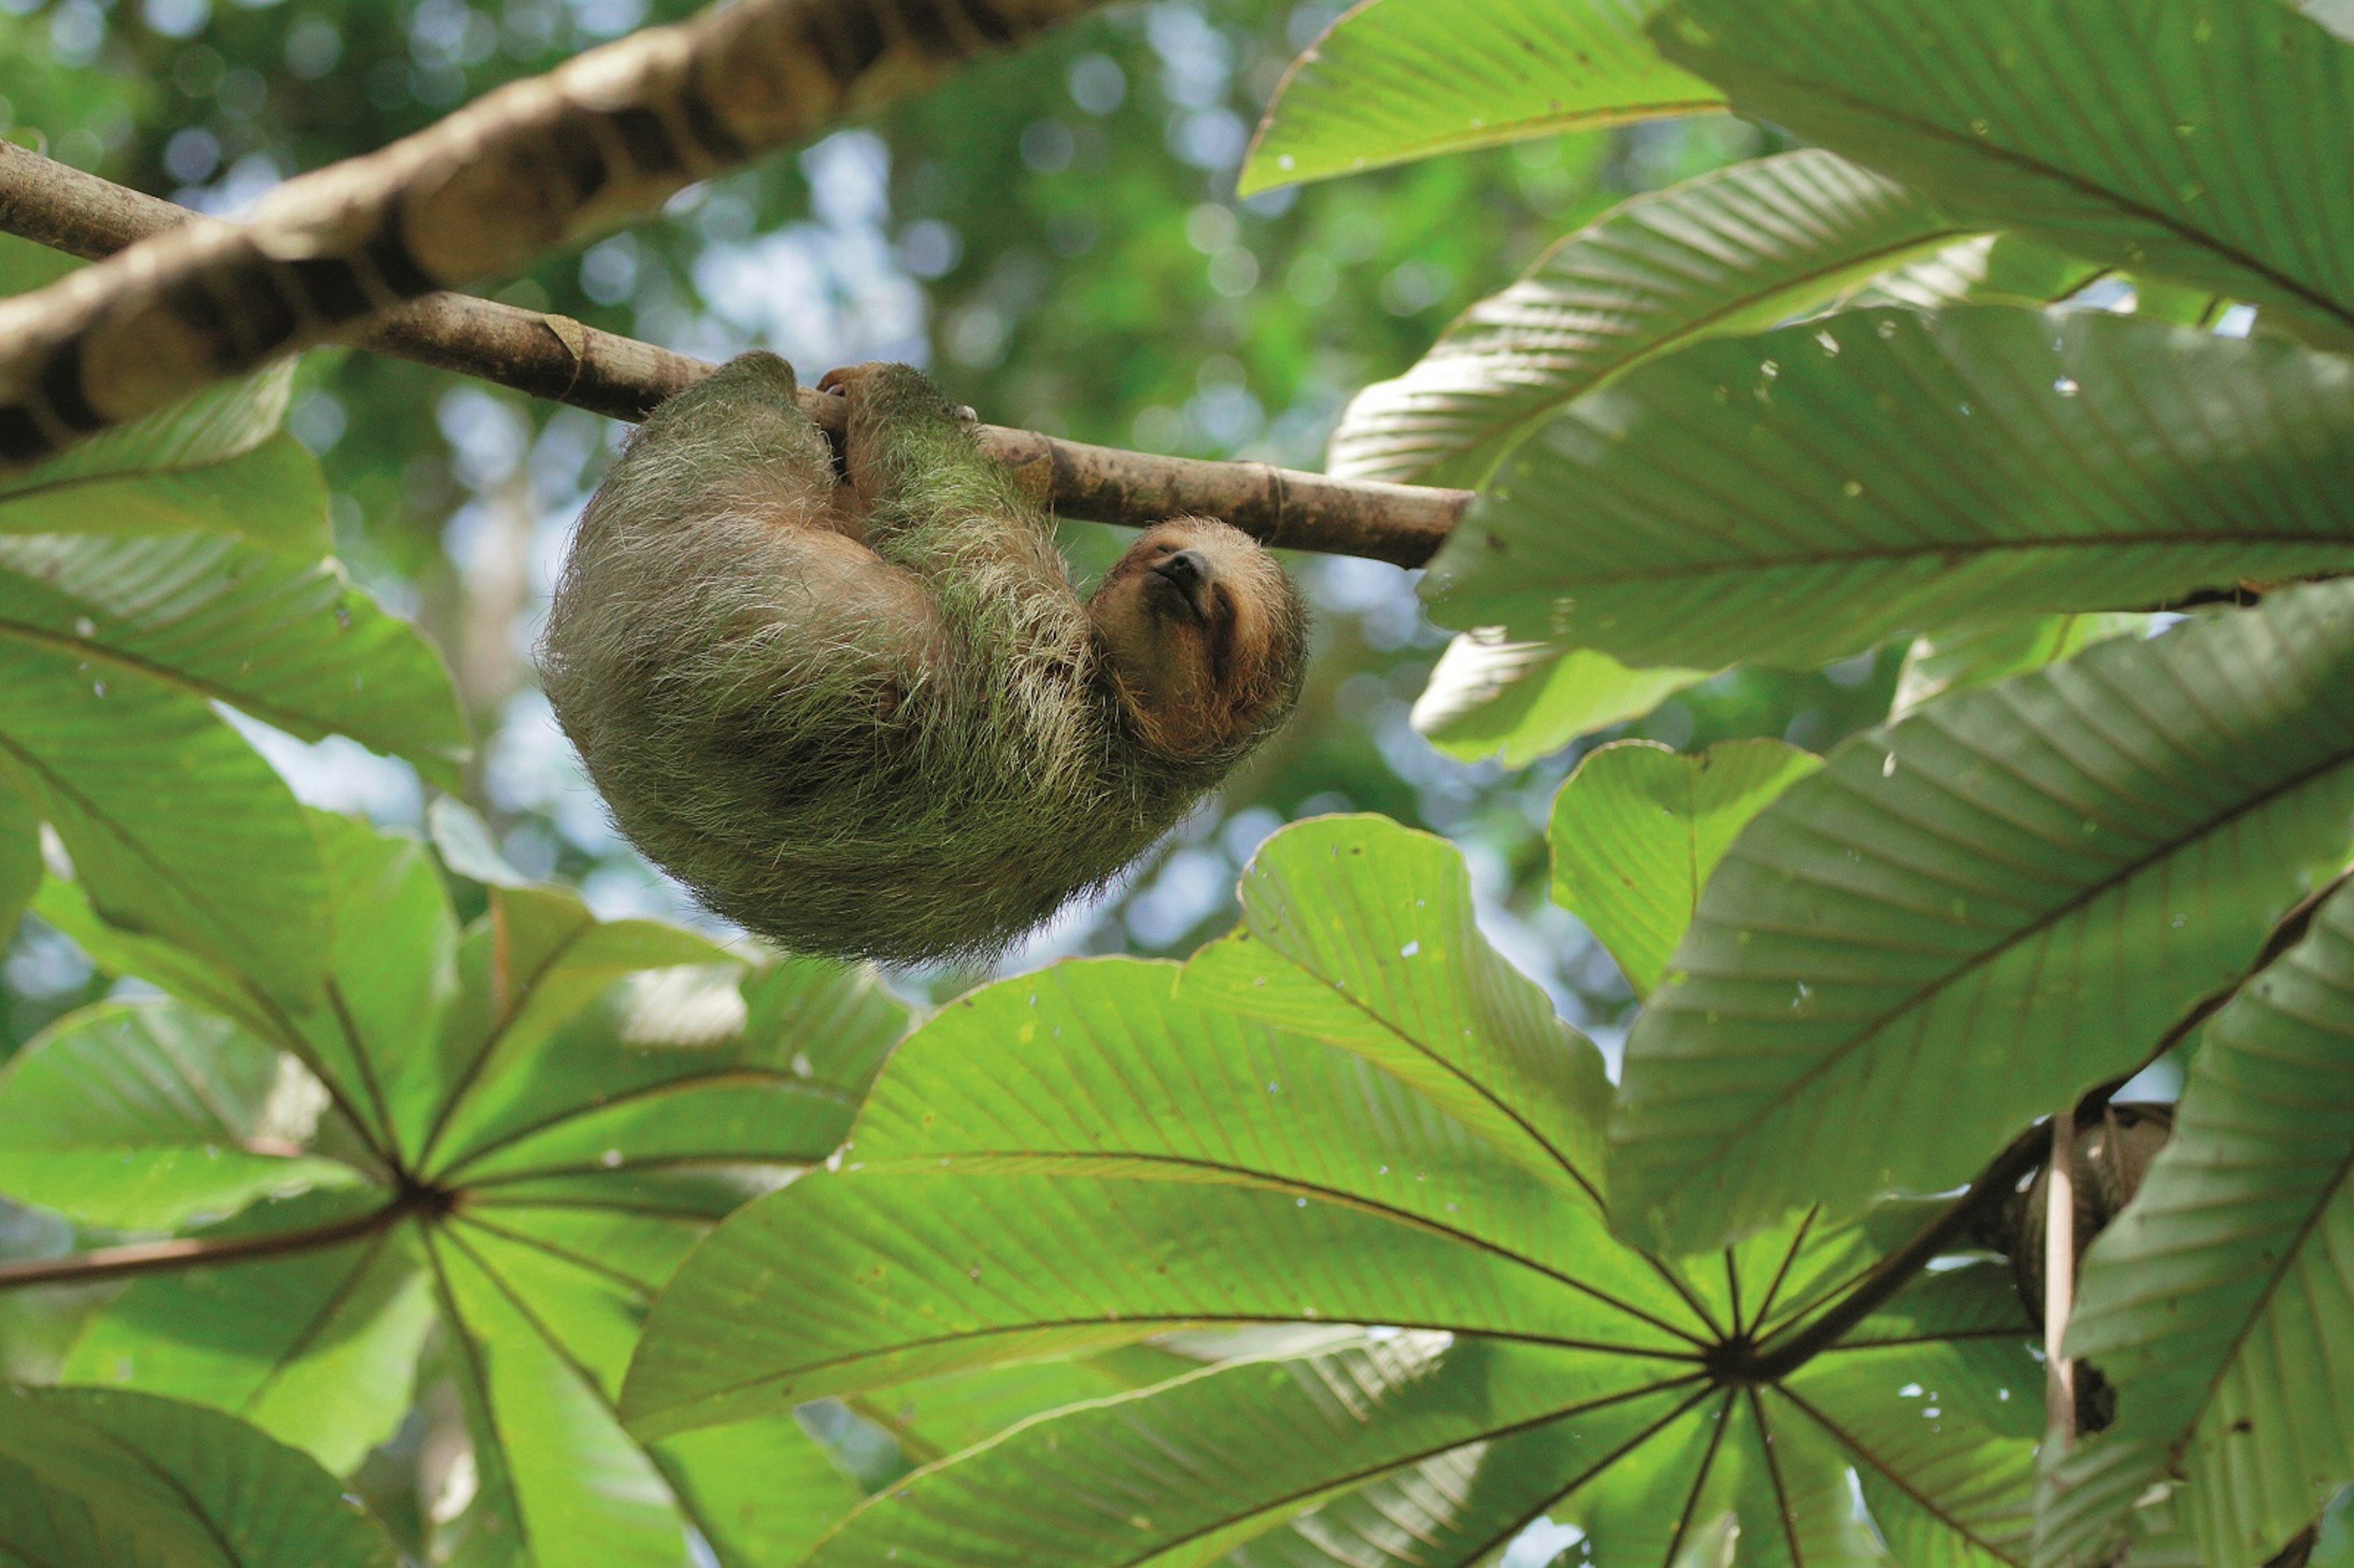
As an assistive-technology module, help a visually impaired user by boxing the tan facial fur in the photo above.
[1089,517,1308,762]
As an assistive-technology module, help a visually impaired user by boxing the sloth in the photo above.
[540,354,1310,965]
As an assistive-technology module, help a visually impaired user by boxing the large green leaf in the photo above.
[1412,636,1708,768]
[0,379,462,973]
[0,784,37,937]
[802,1337,1694,1568]
[63,1192,435,1475]
[0,430,334,558]
[28,810,909,1563]
[423,1223,698,1567]
[0,531,467,788]
[1654,0,2354,351]
[36,809,463,1160]
[408,884,753,1168]
[33,875,297,1052]
[655,1413,866,1568]
[1892,612,2150,719]
[0,1386,395,1567]
[845,1342,1201,1477]
[1846,232,2109,317]
[625,818,2038,1564]
[1785,1276,2042,1566]
[2039,884,2354,1567]
[1216,1435,1598,1568]
[0,999,360,1230]
[1550,739,1821,996]
[1612,583,2354,1255]
[1424,305,2354,669]
[1186,813,1615,1187]
[1328,150,1973,487]
[622,960,1664,1437]
[0,435,329,556]
[0,366,295,500]
[1240,0,1720,196]
[0,642,329,1007]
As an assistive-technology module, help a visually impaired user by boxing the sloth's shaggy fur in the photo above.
[541,354,1308,964]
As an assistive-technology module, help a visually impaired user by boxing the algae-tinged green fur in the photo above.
[541,354,1308,965]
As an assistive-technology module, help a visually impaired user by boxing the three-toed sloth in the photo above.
[541,355,1309,965]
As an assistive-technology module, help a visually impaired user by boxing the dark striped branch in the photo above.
[0,0,1111,467]
[0,143,1468,565]
[0,140,706,423]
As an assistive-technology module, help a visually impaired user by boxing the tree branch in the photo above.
[0,143,1468,565]
[0,140,704,423]
[0,0,1114,466]
[0,1199,403,1292]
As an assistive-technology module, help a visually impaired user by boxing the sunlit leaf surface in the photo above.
[1329,150,1970,487]
[1550,739,1821,995]
[626,819,2038,1566]
[6,812,908,1564]
[1411,636,1708,768]
[1241,0,1720,196]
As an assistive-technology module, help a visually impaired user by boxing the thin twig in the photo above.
[1735,1120,2051,1385]
[2044,1095,2079,1445]
[0,143,1468,565]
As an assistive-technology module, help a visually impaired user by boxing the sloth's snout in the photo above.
[1153,549,1216,622]
[1155,549,1209,590]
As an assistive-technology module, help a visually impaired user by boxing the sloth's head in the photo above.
[1087,517,1310,764]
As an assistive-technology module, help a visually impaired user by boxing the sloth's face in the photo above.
[1089,517,1309,762]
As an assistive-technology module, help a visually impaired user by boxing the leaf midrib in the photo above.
[820,1372,1714,1568]
[432,1064,848,1182]
[641,1312,1699,1436]
[0,612,423,753]
[1777,1382,2022,1561]
[849,1147,1707,1347]
[1474,527,2354,587]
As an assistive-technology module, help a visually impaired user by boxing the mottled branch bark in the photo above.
[978,424,1463,566]
[0,141,705,422]
[0,0,1114,465]
[0,143,1468,565]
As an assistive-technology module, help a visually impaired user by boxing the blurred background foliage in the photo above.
[0,0,1895,1052]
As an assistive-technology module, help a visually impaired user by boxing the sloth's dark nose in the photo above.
[1154,549,1210,590]
[1153,549,1215,621]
